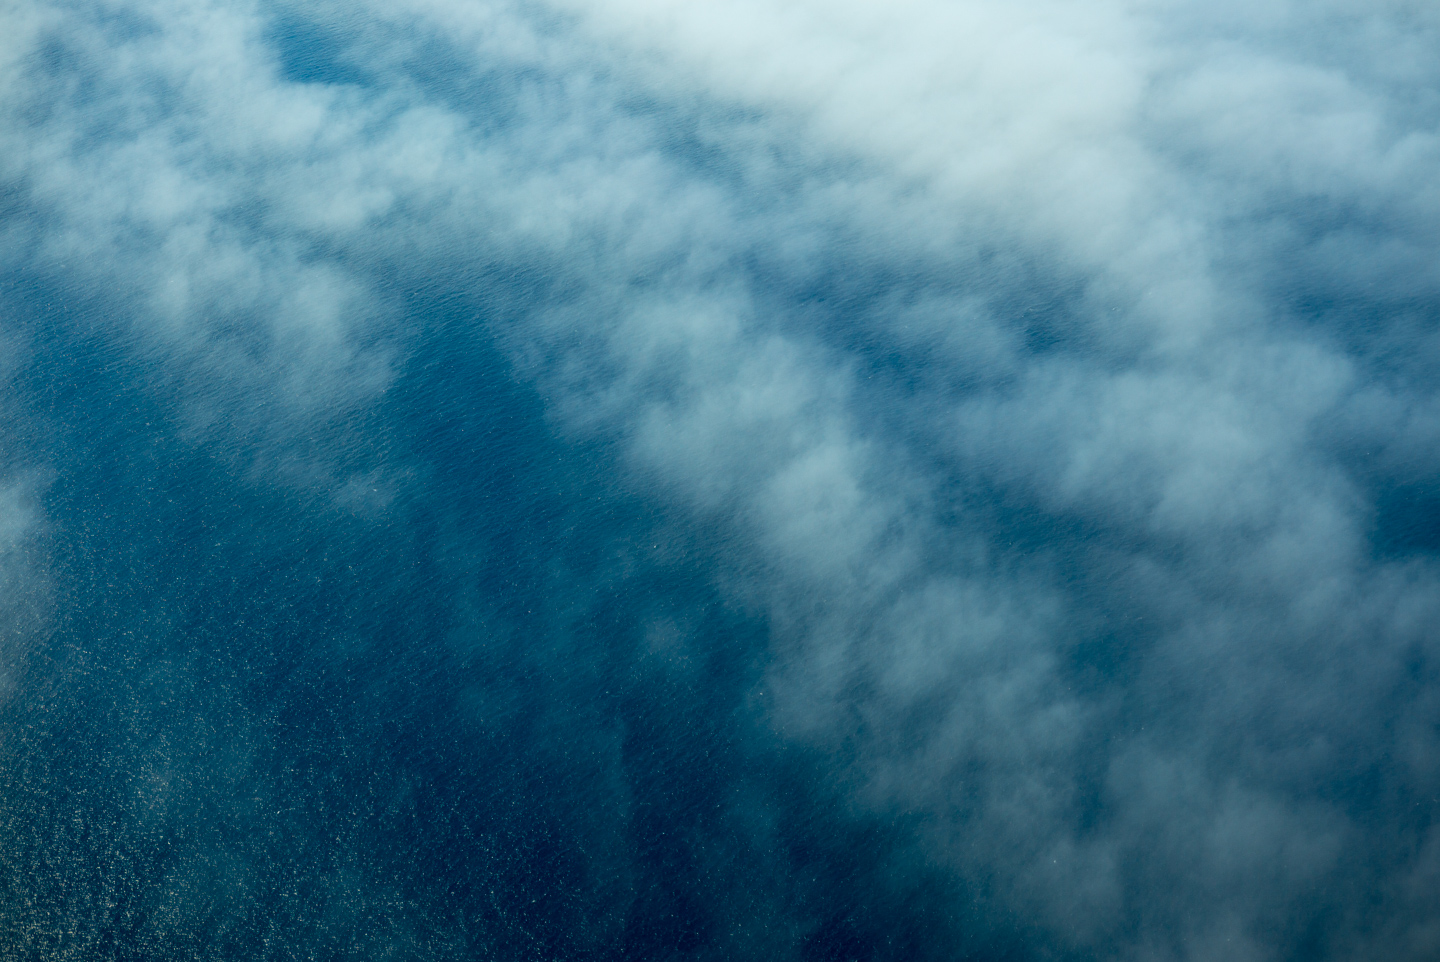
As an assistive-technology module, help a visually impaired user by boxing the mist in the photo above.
[2,0,1439,959]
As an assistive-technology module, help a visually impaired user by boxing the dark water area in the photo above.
[0,285,977,961]
[5,2,1440,959]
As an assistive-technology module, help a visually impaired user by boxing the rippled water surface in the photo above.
[3,2,1440,959]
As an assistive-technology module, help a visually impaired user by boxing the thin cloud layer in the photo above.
[2,0,1438,959]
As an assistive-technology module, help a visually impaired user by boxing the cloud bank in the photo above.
[2,0,1439,959]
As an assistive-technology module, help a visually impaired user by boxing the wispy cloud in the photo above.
[3,0,1439,958]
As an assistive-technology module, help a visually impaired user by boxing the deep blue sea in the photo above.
[1,256,975,960]
[3,2,1440,959]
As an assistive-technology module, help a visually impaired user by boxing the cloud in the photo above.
[2,0,1439,958]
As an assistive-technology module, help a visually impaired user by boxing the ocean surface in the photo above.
[2,2,1439,959]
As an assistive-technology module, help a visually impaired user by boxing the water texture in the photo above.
[2,1,1439,959]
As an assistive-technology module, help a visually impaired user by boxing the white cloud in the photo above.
[4,0,1440,956]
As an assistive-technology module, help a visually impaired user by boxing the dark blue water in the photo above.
[4,2,1440,960]
[0,277,990,960]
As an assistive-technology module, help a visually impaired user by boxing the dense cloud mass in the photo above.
[2,0,1440,959]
